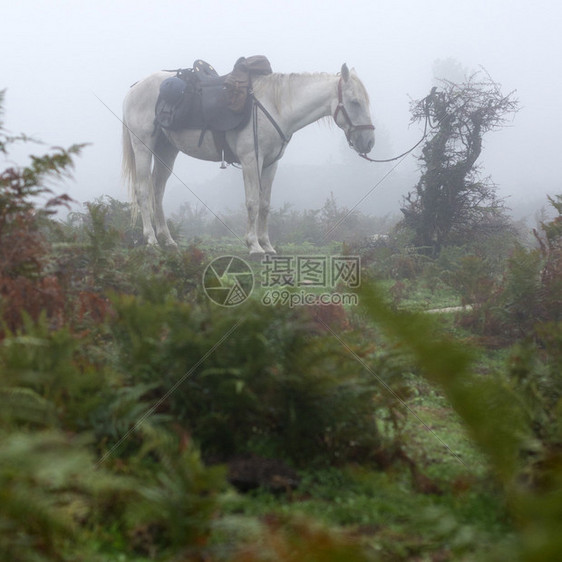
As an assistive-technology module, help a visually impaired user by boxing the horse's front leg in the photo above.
[257,162,278,254]
[242,162,265,255]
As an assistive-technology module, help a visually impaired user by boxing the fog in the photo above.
[3,0,561,223]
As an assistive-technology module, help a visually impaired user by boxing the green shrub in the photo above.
[123,427,226,557]
[108,294,400,466]
[461,195,562,342]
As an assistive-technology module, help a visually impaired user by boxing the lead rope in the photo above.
[359,87,437,163]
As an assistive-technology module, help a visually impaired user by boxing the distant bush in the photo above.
[455,194,562,342]
[171,193,395,247]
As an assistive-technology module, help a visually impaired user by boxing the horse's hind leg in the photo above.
[152,134,179,247]
[129,136,159,246]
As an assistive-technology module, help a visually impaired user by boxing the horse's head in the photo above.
[333,64,375,155]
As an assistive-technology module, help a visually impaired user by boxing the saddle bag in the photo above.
[223,56,273,112]
[154,76,188,129]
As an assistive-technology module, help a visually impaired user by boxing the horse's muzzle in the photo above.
[352,128,375,154]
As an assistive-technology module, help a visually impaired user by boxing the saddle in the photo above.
[154,56,272,162]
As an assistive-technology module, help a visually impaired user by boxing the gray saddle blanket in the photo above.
[155,56,272,133]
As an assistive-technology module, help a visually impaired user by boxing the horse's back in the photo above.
[123,71,174,133]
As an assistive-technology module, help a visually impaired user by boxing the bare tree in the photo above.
[400,71,519,255]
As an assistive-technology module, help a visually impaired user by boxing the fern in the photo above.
[124,426,226,557]
[0,92,82,336]
[0,386,57,427]
[358,281,562,560]
[0,430,133,561]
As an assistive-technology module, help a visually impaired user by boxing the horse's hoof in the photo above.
[259,244,276,254]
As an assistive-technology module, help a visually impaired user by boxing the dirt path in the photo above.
[425,305,473,314]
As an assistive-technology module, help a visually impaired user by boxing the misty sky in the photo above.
[3,0,561,220]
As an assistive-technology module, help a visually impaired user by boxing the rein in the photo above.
[221,90,290,172]
[247,88,292,189]
[251,93,291,168]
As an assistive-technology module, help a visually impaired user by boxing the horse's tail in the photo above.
[121,121,140,222]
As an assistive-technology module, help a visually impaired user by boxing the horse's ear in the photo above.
[341,63,350,81]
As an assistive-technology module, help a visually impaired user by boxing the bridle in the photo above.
[334,76,437,163]
[333,76,375,152]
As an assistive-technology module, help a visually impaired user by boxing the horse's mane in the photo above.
[253,71,370,113]
[252,72,328,111]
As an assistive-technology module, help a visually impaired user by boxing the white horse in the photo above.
[122,63,374,255]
